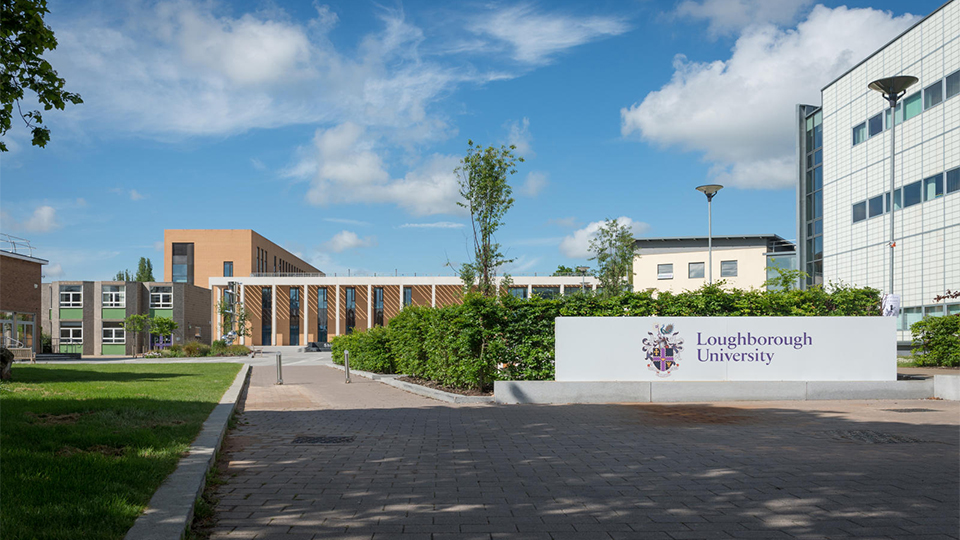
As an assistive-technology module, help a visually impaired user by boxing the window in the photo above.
[852,122,867,145]
[317,288,328,342]
[688,262,705,279]
[373,287,384,327]
[59,285,82,307]
[533,287,560,299]
[171,243,193,284]
[868,195,884,218]
[924,173,943,201]
[947,70,960,100]
[102,285,125,307]
[868,113,883,137]
[947,168,960,194]
[852,201,867,223]
[223,261,233,277]
[720,260,738,277]
[261,287,272,345]
[902,92,921,121]
[903,180,922,207]
[923,305,944,318]
[150,286,172,308]
[102,322,125,344]
[289,287,300,346]
[900,306,922,331]
[403,286,413,307]
[887,189,901,212]
[924,81,943,109]
[345,287,356,334]
[60,321,82,343]
[657,264,673,279]
[885,103,902,128]
[509,287,527,299]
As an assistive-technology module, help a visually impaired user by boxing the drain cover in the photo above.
[823,430,929,444]
[292,436,355,444]
[883,408,938,413]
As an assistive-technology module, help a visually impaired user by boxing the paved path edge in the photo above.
[324,363,494,404]
[123,363,252,540]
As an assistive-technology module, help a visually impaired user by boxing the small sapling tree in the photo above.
[589,218,638,297]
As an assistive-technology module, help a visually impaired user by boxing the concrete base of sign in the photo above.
[494,379,942,404]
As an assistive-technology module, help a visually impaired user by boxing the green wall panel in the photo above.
[60,343,82,354]
[149,309,174,319]
[101,344,126,356]
[59,308,83,320]
[102,308,126,320]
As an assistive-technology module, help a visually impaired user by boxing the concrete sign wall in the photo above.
[556,317,896,382]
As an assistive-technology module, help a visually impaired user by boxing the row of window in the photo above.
[58,285,172,309]
[852,167,960,223]
[853,69,960,146]
[60,322,179,345]
[900,303,960,331]
[657,261,738,279]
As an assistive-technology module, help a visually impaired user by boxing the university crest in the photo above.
[642,323,683,378]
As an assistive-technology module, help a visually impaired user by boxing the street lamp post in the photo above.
[576,266,589,294]
[868,75,917,299]
[696,184,724,285]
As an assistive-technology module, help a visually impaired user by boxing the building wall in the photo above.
[0,253,45,352]
[815,1,960,340]
[632,246,770,293]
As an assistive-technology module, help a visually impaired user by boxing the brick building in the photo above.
[1,240,48,353]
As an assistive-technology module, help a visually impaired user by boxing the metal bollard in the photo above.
[344,350,351,384]
[275,352,283,385]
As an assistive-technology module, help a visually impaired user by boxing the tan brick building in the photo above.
[1,246,48,353]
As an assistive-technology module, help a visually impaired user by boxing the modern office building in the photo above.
[796,0,960,341]
[209,275,600,347]
[632,235,796,293]
[40,281,211,355]
[163,229,322,287]
[1,235,48,353]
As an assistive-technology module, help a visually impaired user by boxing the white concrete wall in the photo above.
[632,246,769,292]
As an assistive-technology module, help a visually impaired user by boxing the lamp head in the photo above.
[696,184,724,199]
[868,76,918,101]
[575,266,590,274]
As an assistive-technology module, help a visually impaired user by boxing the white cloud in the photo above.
[292,122,463,215]
[621,5,917,189]
[76,198,88,207]
[520,171,548,197]
[129,189,145,201]
[470,5,628,64]
[250,158,266,171]
[4,205,62,233]
[500,254,542,274]
[153,241,164,251]
[44,263,65,278]
[324,230,377,253]
[324,217,372,226]
[559,217,649,259]
[548,217,579,228]
[399,221,464,229]
[675,0,813,36]
[505,117,533,157]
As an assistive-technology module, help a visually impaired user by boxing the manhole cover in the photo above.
[292,436,355,444]
[883,408,938,413]
[822,430,929,444]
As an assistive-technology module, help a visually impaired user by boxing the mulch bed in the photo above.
[396,376,493,397]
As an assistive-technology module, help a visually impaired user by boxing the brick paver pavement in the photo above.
[210,365,960,540]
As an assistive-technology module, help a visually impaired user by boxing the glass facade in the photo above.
[261,287,272,345]
[373,287,384,326]
[803,109,824,287]
[317,288,328,342]
[171,243,194,284]
[403,286,413,307]
[345,287,356,334]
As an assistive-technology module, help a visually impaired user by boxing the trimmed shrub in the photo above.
[911,314,960,367]
[225,344,251,356]
[210,340,228,356]
[183,341,211,358]
[168,343,183,356]
[331,327,395,373]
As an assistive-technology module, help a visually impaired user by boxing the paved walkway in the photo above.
[211,366,959,540]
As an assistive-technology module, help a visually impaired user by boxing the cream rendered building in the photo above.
[632,235,796,293]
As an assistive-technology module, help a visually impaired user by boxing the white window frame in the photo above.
[59,287,82,307]
[688,262,705,279]
[60,324,82,344]
[657,264,674,280]
[150,287,173,308]
[720,260,738,277]
[102,286,126,308]
[102,326,126,344]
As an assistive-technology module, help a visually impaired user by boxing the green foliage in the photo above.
[168,343,183,356]
[182,341,211,358]
[552,265,575,276]
[121,314,151,355]
[911,314,960,367]
[331,327,396,373]
[135,257,155,282]
[113,270,132,281]
[39,329,52,353]
[225,344,251,357]
[762,267,808,291]
[589,218,638,297]
[150,316,178,340]
[455,140,523,297]
[1,0,84,151]
[210,340,228,356]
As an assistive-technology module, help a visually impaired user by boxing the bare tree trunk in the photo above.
[1,360,12,381]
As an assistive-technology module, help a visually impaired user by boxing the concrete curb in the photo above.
[124,364,252,540]
[324,363,494,404]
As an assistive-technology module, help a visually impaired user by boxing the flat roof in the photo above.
[821,0,952,91]
[635,234,790,243]
[0,249,48,265]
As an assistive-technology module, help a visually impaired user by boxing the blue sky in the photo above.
[0,0,942,280]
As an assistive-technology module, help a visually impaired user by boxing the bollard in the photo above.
[344,350,351,384]
[275,352,283,385]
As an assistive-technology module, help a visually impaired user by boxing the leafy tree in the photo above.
[454,140,523,297]
[113,269,132,281]
[121,314,150,356]
[763,267,808,291]
[134,257,154,282]
[552,265,574,276]
[150,316,178,348]
[1,0,83,151]
[589,218,638,297]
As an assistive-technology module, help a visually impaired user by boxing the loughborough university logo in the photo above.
[642,323,684,378]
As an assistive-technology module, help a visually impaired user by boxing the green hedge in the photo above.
[331,283,882,391]
[911,314,960,367]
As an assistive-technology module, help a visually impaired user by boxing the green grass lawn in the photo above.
[0,363,242,540]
